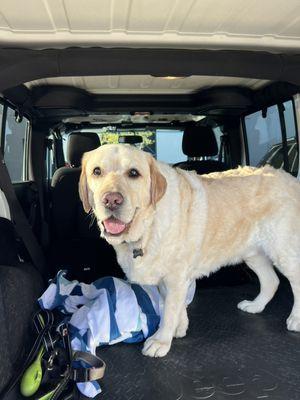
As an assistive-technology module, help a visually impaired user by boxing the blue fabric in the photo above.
[131,284,160,338]
[39,271,195,398]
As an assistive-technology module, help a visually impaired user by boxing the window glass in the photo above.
[46,135,55,180]
[4,107,29,182]
[212,126,223,161]
[156,129,186,164]
[61,129,186,166]
[283,100,298,176]
[244,105,282,167]
[0,103,3,131]
[244,101,299,176]
[100,130,156,156]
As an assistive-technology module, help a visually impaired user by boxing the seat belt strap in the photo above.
[0,151,46,276]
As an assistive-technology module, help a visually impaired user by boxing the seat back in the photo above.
[51,132,101,240]
[50,132,122,281]
[174,125,229,174]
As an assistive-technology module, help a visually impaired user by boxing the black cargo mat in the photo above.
[97,282,300,400]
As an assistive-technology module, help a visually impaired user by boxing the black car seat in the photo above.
[50,132,122,282]
[51,132,100,239]
[0,189,44,397]
[174,125,229,174]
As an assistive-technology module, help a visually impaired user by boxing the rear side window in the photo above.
[244,105,282,166]
[283,100,298,176]
[0,104,3,130]
[4,107,30,182]
[244,100,298,176]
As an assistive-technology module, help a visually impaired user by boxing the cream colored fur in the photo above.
[79,144,300,358]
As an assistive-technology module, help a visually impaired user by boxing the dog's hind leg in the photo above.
[237,253,279,314]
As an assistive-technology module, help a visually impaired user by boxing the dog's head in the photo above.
[79,144,167,245]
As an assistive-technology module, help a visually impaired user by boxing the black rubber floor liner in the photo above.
[97,281,300,400]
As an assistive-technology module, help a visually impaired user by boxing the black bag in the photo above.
[0,310,106,400]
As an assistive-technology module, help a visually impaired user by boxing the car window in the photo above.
[61,129,186,166]
[244,101,299,176]
[283,100,298,176]
[155,129,186,164]
[46,134,55,180]
[0,103,3,132]
[3,107,30,182]
[244,105,282,167]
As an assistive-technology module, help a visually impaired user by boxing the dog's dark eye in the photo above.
[128,168,140,178]
[93,167,101,176]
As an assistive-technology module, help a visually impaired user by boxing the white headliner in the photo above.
[0,0,300,52]
[25,75,268,95]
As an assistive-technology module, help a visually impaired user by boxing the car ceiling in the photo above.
[0,0,300,52]
[25,75,269,95]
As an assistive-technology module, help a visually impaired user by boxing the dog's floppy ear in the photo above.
[79,153,92,213]
[149,155,167,206]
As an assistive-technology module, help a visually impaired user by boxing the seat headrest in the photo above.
[67,132,101,167]
[182,125,218,157]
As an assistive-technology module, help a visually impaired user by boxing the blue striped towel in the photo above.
[38,270,195,398]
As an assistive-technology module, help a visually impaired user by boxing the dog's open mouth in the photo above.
[103,216,128,236]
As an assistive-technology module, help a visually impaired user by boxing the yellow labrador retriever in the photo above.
[79,143,300,357]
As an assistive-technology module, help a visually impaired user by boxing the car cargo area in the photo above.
[1,56,300,399]
[0,7,300,396]
[99,280,300,400]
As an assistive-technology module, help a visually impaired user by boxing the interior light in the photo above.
[162,76,185,80]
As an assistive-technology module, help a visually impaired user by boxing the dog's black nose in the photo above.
[102,192,124,210]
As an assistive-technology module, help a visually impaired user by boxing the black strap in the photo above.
[278,103,290,172]
[0,151,46,276]
[38,138,51,247]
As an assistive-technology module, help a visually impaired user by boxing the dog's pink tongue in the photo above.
[104,218,126,235]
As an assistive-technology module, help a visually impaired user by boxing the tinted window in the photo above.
[283,100,298,176]
[245,105,282,167]
[0,103,3,131]
[156,129,186,164]
[4,107,29,182]
[61,129,186,165]
[46,134,55,179]
[244,101,299,176]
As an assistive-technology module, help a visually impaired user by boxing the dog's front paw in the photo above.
[237,299,265,314]
[287,314,300,332]
[142,337,171,358]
